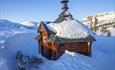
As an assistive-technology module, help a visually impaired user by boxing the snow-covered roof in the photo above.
[47,17,93,39]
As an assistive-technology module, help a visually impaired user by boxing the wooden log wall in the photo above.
[58,42,91,56]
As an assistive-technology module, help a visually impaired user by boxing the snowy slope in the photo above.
[0,19,39,29]
[0,33,39,70]
[0,20,25,29]
[20,20,39,29]
[0,25,39,70]
[0,19,39,70]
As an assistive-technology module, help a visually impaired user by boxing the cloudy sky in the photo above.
[0,0,115,23]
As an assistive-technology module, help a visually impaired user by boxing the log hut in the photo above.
[35,0,95,60]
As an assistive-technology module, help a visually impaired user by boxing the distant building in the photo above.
[35,0,95,60]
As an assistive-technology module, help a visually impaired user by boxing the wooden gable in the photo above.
[37,22,59,56]
[38,22,48,36]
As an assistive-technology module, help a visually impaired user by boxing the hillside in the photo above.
[20,20,39,29]
[0,19,39,30]
[82,12,115,36]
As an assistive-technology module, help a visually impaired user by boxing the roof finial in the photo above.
[61,0,69,11]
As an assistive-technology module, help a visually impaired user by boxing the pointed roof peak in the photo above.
[54,10,73,23]
[54,0,73,23]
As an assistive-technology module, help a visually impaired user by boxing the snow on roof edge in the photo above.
[46,18,94,39]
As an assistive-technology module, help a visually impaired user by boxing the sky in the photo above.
[0,0,115,23]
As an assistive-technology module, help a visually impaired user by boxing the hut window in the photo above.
[49,34,56,42]
[43,36,48,43]
[43,34,56,43]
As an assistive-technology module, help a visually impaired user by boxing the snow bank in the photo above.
[0,32,39,70]
[0,58,8,70]
[6,33,39,56]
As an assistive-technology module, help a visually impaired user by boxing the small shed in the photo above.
[35,0,95,60]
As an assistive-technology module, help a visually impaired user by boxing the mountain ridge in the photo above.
[0,19,39,29]
[82,12,115,36]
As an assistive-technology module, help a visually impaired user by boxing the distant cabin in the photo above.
[35,0,95,60]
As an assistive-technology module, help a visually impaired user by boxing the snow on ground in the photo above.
[0,31,39,70]
[0,22,39,70]
[1,30,115,70]
[0,58,8,70]
[0,28,115,70]
[6,33,39,56]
